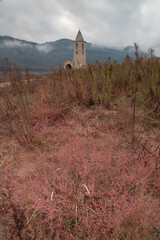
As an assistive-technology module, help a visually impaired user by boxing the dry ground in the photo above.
[0,102,160,239]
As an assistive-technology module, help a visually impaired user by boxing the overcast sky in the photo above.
[0,0,160,54]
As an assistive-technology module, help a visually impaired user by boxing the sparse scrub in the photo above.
[0,58,34,145]
[0,56,160,239]
[46,49,160,113]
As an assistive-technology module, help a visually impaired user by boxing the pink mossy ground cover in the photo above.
[0,106,160,240]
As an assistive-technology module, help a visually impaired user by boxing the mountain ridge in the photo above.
[0,35,149,71]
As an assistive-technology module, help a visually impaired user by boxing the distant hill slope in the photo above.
[0,36,149,71]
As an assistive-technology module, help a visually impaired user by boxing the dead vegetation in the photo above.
[0,53,160,239]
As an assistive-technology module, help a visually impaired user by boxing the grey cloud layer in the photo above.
[36,44,54,53]
[0,39,54,53]
[0,0,160,53]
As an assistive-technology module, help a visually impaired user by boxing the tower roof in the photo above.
[75,30,84,42]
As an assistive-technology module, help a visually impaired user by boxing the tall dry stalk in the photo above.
[131,43,139,147]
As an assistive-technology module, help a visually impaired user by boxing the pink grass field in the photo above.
[0,104,160,240]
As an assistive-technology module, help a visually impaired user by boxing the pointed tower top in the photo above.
[75,30,84,42]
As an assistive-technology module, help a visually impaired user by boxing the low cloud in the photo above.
[154,48,160,57]
[2,40,33,48]
[36,44,53,53]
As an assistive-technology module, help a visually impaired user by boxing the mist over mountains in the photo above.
[0,35,149,71]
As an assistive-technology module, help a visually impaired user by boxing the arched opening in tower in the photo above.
[66,63,72,70]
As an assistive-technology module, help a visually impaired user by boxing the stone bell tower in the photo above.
[73,30,86,68]
[64,30,86,69]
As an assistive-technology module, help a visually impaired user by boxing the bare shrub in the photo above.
[0,59,34,145]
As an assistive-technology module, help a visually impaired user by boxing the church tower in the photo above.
[73,30,86,68]
[64,30,86,69]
